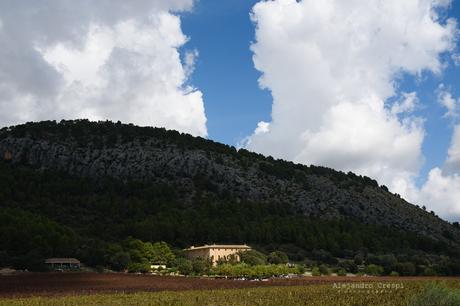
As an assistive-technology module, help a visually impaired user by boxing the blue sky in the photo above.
[181,0,271,146]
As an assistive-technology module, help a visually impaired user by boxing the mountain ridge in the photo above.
[1,119,458,248]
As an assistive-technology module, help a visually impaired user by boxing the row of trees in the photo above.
[1,206,458,277]
[1,156,460,275]
[105,238,175,272]
[106,243,296,276]
[1,159,450,257]
[125,246,303,278]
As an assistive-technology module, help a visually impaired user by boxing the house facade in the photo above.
[184,244,251,265]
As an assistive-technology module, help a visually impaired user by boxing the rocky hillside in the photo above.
[1,119,458,248]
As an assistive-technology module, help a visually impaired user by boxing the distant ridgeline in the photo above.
[0,120,460,274]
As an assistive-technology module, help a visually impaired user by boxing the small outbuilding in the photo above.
[45,258,81,270]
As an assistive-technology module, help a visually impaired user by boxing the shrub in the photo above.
[354,254,364,265]
[239,250,267,266]
[396,262,416,276]
[311,266,321,276]
[389,271,399,276]
[297,265,306,274]
[127,262,150,273]
[174,258,193,275]
[378,254,398,274]
[423,267,437,276]
[267,251,289,264]
[365,264,384,276]
[338,260,358,274]
[410,283,460,306]
[108,251,131,272]
[337,268,347,276]
[318,265,331,276]
[211,263,300,279]
[192,257,211,275]
[150,242,175,265]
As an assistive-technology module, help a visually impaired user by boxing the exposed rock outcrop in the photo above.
[0,120,458,246]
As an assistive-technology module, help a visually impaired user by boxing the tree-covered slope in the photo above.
[0,120,460,273]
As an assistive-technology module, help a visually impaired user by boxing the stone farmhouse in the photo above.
[184,244,251,266]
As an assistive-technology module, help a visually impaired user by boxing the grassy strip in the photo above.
[2,281,460,306]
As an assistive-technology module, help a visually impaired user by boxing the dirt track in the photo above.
[1,273,459,298]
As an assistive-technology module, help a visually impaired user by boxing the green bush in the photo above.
[127,262,150,273]
[389,271,399,276]
[337,268,347,276]
[267,251,289,264]
[239,250,267,266]
[173,258,193,275]
[122,238,175,266]
[107,251,131,272]
[354,254,364,265]
[150,242,175,265]
[410,283,460,306]
[423,267,437,276]
[297,265,306,274]
[338,260,358,274]
[192,257,211,275]
[365,264,384,276]
[311,266,321,276]
[319,264,331,276]
[396,262,416,276]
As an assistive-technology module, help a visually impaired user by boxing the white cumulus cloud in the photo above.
[247,0,457,215]
[438,85,459,119]
[254,121,270,135]
[445,125,460,172]
[391,92,419,115]
[0,0,207,137]
[419,125,460,220]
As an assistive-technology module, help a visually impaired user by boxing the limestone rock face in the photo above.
[0,120,458,246]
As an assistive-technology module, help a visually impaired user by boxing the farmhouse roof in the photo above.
[184,244,251,251]
[45,258,80,264]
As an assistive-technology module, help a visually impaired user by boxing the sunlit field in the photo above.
[2,279,460,306]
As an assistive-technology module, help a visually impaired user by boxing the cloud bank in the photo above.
[419,89,460,219]
[247,0,458,219]
[0,0,207,136]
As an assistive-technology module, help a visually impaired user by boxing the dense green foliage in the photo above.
[365,264,384,276]
[0,208,78,270]
[267,251,289,264]
[173,258,193,275]
[239,250,267,266]
[1,120,460,275]
[105,238,175,272]
[1,158,460,274]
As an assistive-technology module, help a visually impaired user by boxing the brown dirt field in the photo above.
[0,273,459,298]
